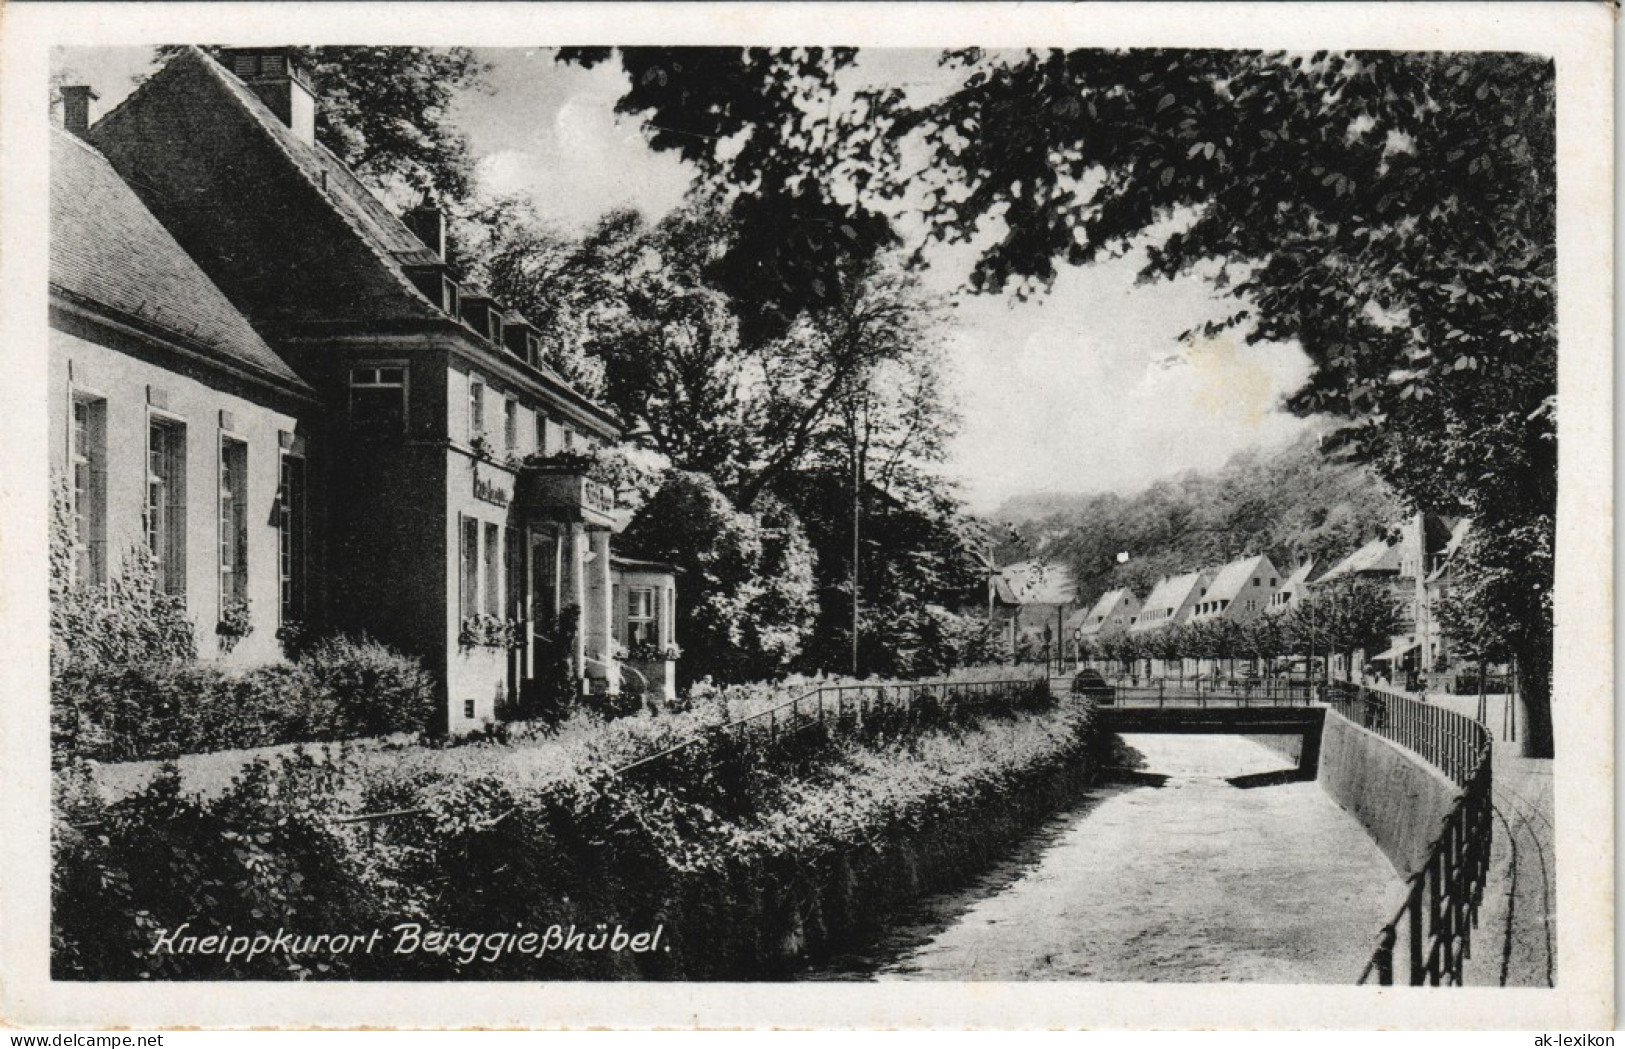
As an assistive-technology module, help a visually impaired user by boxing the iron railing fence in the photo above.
[1324,682,1486,787]
[612,675,1055,779]
[1325,682,1495,987]
[1089,678,1315,707]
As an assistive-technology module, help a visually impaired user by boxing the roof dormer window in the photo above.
[404,265,458,316]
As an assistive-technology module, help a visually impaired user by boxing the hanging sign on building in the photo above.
[473,463,512,508]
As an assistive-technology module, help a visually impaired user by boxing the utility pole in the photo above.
[850,401,864,678]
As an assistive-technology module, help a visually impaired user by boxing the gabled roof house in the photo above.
[1266,560,1319,615]
[1130,569,1213,633]
[1313,537,1403,586]
[1073,587,1141,639]
[1188,553,1283,626]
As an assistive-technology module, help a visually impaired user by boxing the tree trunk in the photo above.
[1516,635,1554,759]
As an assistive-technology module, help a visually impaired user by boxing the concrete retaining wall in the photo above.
[1316,711,1460,876]
[1243,733,1303,765]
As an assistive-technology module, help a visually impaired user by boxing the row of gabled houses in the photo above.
[49,47,681,732]
[993,511,1475,682]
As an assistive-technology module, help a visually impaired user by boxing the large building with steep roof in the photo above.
[1130,569,1213,634]
[1187,553,1283,626]
[56,47,678,729]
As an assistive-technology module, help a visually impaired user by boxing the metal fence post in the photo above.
[1375,926,1396,986]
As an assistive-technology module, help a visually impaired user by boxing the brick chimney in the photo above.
[61,86,98,138]
[220,47,317,145]
[404,196,447,260]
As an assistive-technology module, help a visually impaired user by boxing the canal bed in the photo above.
[808,733,1404,983]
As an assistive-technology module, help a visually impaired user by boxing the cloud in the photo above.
[461,52,696,231]
[944,257,1314,514]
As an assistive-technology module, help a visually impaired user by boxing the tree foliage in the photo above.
[612,48,1555,749]
[906,48,1556,753]
[557,47,902,342]
[1283,578,1406,672]
[50,480,194,674]
[996,430,1400,605]
[618,471,817,686]
[157,46,489,205]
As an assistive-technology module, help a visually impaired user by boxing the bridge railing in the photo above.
[1098,679,1314,707]
[1326,683,1494,987]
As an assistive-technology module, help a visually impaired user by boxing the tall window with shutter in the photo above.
[483,522,501,617]
[468,377,486,442]
[147,418,187,594]
[460,516,480,619]
[219,438,248,612]
[70,395,107,585]
[277,452,306,625]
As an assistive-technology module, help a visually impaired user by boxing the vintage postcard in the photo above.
[0,1,1612,1031]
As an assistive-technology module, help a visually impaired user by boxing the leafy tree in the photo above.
[618,471,816,685]
[1286,578,1406,683]
[779,468,984,679]
[156,46,489,205]
[463,198,640,396]
[1145,625,1187,683]
[904,49,1556,755]
[556,47,901,343]
[1241,614,1289,677]
[1103,632,1148,678]
[591,48,1558,754]
[1434,525,1534,676]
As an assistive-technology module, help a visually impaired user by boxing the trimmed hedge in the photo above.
[51,636,435,763]
[52,695,1107,980]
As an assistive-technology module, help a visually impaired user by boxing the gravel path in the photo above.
[1408,692,1555,988]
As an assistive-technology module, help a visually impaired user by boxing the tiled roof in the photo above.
[1083,587,1128,624]
[1132,570,1208,630]
[995,561,1077,606]
[1076,587,1138,635]
[1317,538,1400,583]
[166,47,443,311]
[50,128,306,390]
[88,47,621,433]
[1281,560,1317,592]
[1202,554,1270,605]
[1427,519,1474,583]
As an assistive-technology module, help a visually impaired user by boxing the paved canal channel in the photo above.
[811,734,1404,983]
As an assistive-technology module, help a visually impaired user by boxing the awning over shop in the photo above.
[1370,639,1420,663]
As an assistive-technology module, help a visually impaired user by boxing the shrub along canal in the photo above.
[807,734,1403,983]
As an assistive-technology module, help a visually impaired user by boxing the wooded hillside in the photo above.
[991,431,1404,606]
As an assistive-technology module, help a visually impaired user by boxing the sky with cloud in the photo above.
[53,45,1315,514]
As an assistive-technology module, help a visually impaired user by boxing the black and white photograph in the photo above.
[0,0,1612,1032]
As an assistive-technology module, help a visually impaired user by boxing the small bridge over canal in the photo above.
[1076,681,1325,779]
